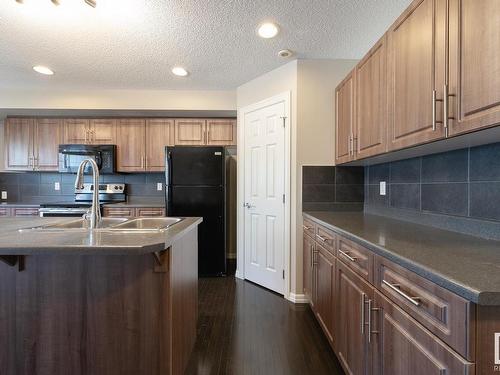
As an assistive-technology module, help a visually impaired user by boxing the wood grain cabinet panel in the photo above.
[303,232,315,309]
[0,207,11,217]
[4,118,34,171]
[34,118,63,171]
[335,71,356,164]
[89,119,116,144]
[336,261,373,375]
[302,218,316,239]
[372,290,474,375]
[145,119,175,171]
[12,208,39,217]
[448,0,500,136]
[315,225,336,255]
[315,244,336,348]
[116,119,146,172]
[387,0,447,150]
[356,35,388,159]
[63,119,90,144]
[338,235,374,283]
[175,119,206,145]
[136,207,166,217]
[102,207,136,218]
[206,119,236,145]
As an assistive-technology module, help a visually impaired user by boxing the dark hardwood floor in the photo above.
[185,266,345,375]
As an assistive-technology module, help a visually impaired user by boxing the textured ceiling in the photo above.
[0,0,412,90]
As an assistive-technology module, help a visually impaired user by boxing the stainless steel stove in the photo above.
[39,183,126,217]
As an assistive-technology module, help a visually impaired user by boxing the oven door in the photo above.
[39,208,89,218]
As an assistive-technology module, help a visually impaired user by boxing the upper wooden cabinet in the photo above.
[335,70,356,164]
[116,119,146,172]
[5,118,62,171]
[387,0,447,150]
[145,119,175,171]
[64,119,116,145]
[206,119,237,145]
[448,0,500,136]
[356,35,387,158]
[175,119,206,145]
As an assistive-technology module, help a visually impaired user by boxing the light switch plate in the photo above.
[380,181,386,196]
[1,191,7,200]
[54,182,61,191]
[157,183,163,191]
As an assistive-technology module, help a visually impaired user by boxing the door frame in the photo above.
[236,91,291,300]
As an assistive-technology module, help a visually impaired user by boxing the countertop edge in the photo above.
[303,211,490,305]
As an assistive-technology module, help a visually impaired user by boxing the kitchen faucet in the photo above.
[74,158,101,229]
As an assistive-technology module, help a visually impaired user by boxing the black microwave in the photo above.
[58,145,116,174]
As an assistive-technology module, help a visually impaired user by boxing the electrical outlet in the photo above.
[54,182,61,191]
[157,183,163,191]
[380,181,386,196]
[1,191,7,200]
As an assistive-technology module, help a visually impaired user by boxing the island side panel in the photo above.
[170,225,199,375]
[1,253,171,375]
[0,261,17,375]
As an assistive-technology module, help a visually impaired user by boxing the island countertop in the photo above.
[304,211,500,306]
[0,216,202,255]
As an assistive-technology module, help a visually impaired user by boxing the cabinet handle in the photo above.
[338,249,357,262]
[138,211,162,216]
[33,157,38,171]
[352,137,357,155]
[316,234,329,243]
[303,225,312,230]
[144,156,148,170]
[382,279,421,306]
[370,303,380,343]
[360,293,366,335]
[85,130,88,143]
[310,244,314,268]
[432,89,443,131]
[443,84,456,137]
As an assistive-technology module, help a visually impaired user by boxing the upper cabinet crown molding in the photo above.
[335,0,500,165]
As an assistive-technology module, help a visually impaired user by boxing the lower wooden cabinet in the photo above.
[372,290,474,375]
[103,206,165,218]
[315,244,336,346]
[303,233,315,308]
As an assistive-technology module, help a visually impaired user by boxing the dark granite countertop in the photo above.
[304,211,500,306]
[0,217,201,255]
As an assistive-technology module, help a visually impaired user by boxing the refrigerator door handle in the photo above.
[165,149,173,215]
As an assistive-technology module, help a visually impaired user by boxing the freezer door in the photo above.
[168,146,224,186]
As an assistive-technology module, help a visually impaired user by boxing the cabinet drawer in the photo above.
[302,218,316,239]
[12,208,39,217]
[103,207,135,218]
[0,207,10,217]
[337,235,374,283]
[315,225,336,255]
[136,207,165,217]
[375,255,474,360]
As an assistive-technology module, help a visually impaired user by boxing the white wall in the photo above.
[236,59,357,298]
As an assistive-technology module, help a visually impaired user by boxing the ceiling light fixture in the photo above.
[172,67,189,77]
[33,65,54,75]
[15,0,96,7]
[278,49,293,58]
[257,22,279,39]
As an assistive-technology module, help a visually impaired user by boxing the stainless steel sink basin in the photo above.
[108,217,184,230]
[19,218,129,232]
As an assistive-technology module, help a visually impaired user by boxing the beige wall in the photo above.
[0,88,236,111]
[236,59,357,298]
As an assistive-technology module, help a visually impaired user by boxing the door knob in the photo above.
[243,203,255,209]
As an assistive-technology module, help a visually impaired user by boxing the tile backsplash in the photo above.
[302,166,364,211]
[365,142,500,222]
[0,172,165,203]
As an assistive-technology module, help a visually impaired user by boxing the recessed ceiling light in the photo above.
[172,67,189,77]
[278,49,293,58]
[257,22,279,39]
[33,65,54,75]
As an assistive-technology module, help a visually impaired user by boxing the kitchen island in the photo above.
[0,216,202,375]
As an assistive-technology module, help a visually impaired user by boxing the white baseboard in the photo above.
[235,269,244,280]
[287,293,309,304]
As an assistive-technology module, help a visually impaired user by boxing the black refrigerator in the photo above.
[165,146,226,276]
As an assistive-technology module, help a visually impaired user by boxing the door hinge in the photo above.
[282,270,285,279]
[282,194,285,204]
[280,116,287,127]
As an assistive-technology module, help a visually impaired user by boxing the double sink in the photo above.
[19,217,184,233]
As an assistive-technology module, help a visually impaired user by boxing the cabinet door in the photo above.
[174,119,206,145]
[387,0,447,150]
[303,233,314,307]
[34,118,63,171]
[145,119,174,171]
[102,207,136,218]
[448,0,500,136]
[316,245,336,347]
[89,119,116,145]
[206,119,236,145]
[335,71,356,164]
[64,119,90,144]
[5,118,33,171]
[336,261,373,375]
[372,290,474,375]
[116,119,146,172]
[356,35,387,159]
[135,207,166,217]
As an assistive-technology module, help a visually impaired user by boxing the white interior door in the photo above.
[243,101,286,294]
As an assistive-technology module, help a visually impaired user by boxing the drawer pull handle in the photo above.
[303,225,312,230]
[316,235,330,243]
[338,249,357,262]
[382,280,421,306]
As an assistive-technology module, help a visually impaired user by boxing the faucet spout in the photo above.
[75,158,101,229]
